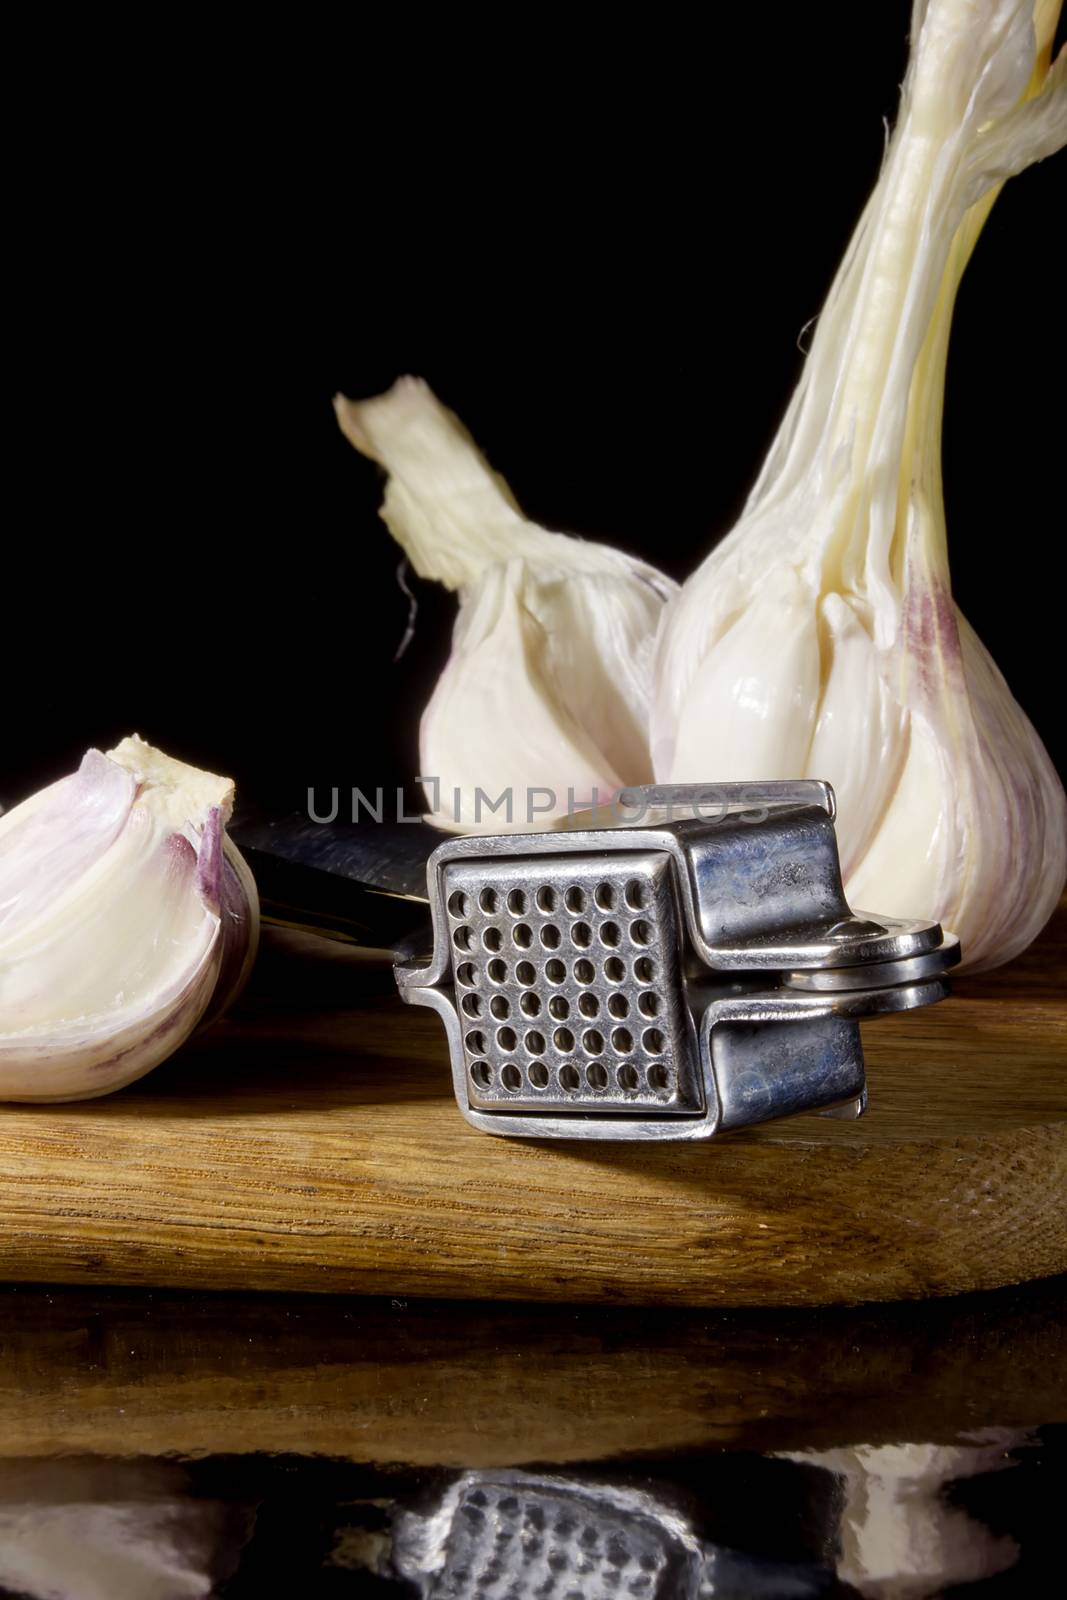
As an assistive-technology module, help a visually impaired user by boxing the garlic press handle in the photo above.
[698,977,950,1136]
[617,779,836,821]
[229,806,438,948]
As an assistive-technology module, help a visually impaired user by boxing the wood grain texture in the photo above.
[0,901,1063,1307]
[2,1279,1064,1464]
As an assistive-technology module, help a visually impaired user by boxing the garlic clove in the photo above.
[661,565,822,784]
[336,378,676,830]
[419,561,626,830]
[806,593,909,878]
[0,735,259,1101]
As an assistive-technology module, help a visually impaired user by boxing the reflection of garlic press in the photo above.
[389,1468,835,1598]
[396,783,959,1142]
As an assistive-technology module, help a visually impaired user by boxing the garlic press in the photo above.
[394,783,958,1141]
[233,781,958,1143]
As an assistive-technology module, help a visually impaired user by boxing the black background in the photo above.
[5,4,1063,812]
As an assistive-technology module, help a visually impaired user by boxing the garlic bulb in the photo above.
[335,379,677,830]
[651,0,1066,970]
[0,735,259,1101]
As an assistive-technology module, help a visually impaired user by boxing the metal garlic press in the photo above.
[232,781,958,1143]
[394,783,959,1142]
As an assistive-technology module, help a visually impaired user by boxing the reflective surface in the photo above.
[1,1276,1064,1597]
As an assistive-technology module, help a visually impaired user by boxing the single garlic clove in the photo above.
[661,565,822,784]
[420,561,627,829]
[336,378,676,830]
[806,592,910,879]
[0,735,259,1101]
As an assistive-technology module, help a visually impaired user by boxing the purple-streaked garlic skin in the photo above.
[200,832,260,1027]
[0,751,135,940]
[0,740,260,1102]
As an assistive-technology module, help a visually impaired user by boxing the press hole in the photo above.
[574,958,595,985]
[559,1063,580,1091]
[516,960,537,986]
[482,926,503,952]
[545,958,566,984]
[487,959,508,984]
[564,886,586,915]
[536,886,556,913]
[578,993,599,1018]
[525,1030,546,1055]
[540,924,561,950]
[648,1063,669,1092]
[617,1063,639,1091]
[507,889,527,916]
[634,957,656,984]
[471,1061,492,1090]
[553,1027,575,1053]
[570,921,592,949]
[638,992,660,1018]
[489,995,510,1020]
[642,1027,665,1055]
[603,956,625,983]
[465,1031,486,1055]
[611,1028,633,1054]
[586,1062,608,1090]
[496,1027,517,1051]
[625,879,648,911]
[548,995,570,1020]
[479,888,499,915]
[501,1064,522,1091]
[599,921,620,948]
[582,1029,604,1056]
[594,882,616,911]
[512,923,533,949]
[630,920,652,946]
[447,891,470,919]
[456,962,477,987]
[607,993,629,1019]
[461,993,482,1018]
[528,1062,549,1089]
[453,926,473,951]
[520,992,542,1017]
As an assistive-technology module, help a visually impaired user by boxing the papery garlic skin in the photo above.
[652,0,1066,971]
[336,379,677,830]
[0,735,259,1101]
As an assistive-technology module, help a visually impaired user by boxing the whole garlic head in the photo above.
[335,379,677,830]
[651,0,1067,970]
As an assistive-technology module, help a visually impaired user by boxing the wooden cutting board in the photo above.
[0,900,1063,1307]
[3,1278,1065,1462]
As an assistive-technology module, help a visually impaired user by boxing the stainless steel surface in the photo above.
[230,806,438,949]
[231,806,441,900]
[567,778,837,826]
[398,781,959,1142]
[783,935,962,992]
[442,849,703,1117]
